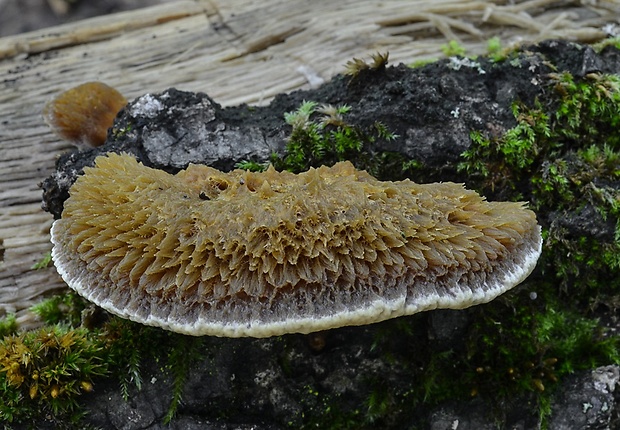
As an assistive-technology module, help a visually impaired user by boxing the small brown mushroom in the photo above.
[43,82,127,148]
[50,153,542,338]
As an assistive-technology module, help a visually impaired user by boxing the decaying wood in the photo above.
[0,0,617,329]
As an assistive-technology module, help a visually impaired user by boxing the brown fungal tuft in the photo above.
[344,51,389,77]
[43,82,127,148]
[51,153,542,337]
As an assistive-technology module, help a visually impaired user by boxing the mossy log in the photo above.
[0,0,616,329]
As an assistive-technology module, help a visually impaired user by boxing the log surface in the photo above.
[0,0,617,327]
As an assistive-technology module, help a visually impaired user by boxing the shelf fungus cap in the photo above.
[43,82,127,148]
[51,153,542,337]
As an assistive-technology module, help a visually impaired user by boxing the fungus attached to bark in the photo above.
[43,82,127,148]
[51,153,542,338]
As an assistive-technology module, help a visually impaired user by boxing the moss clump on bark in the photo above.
[453,69,620,424]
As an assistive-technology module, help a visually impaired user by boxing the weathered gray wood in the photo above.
[0,0,616,329]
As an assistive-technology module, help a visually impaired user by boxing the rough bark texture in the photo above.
[42,40,620,216]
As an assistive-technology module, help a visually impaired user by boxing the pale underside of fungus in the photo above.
[51,153,542,337]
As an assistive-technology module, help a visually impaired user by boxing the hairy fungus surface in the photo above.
[43,82,127,148]
[51,153,542,337]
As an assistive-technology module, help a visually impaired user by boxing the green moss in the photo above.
[287,288,619,427]
[237,101,419,183]
[248,100,399,174]
[31,252,52,270]
[111,122,133,138]
[441,40,467,57]
[409,58,438,68]
[0,325,108,427]
[364,381,395,424]
[0,294,111,427]
[410,37,515,68]
[460,72,620,205]
[466,294,619,397]
[101,316,204,422]
[486,37,503,60]
[452,67,620,424]
[31,292,88,327]
[292,281,616,428]
[234,159,269,172]
[162,335,204,424]
[459,100,552,194]
[593,36,620,52]
[553,72,620,144]
[101,317,148,400]
[0,291,207,428]
[0,315,18,338]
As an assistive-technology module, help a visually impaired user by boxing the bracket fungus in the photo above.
[43,82,127,148]
[51,153,542,337]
